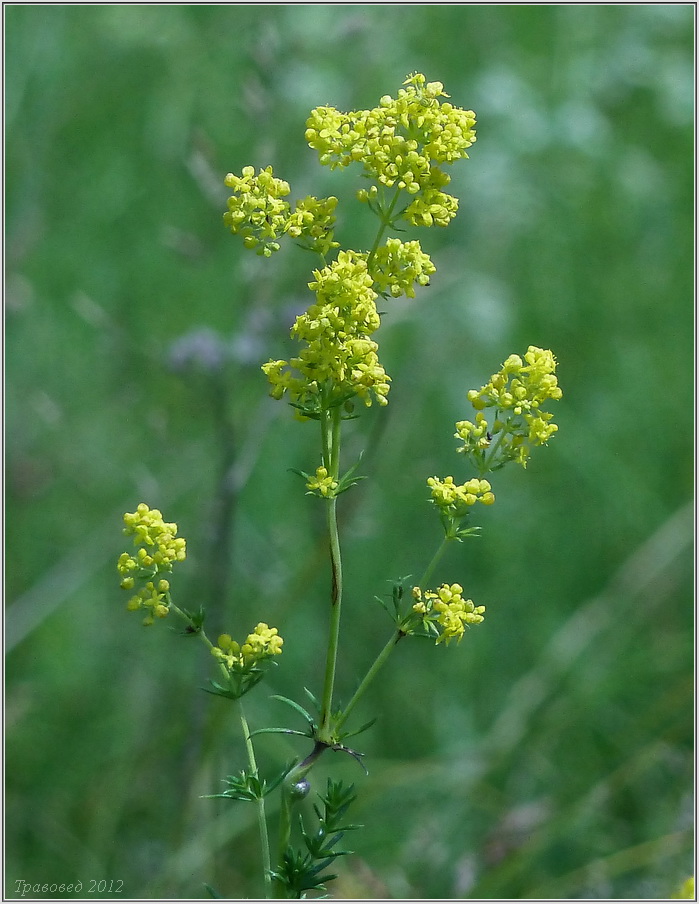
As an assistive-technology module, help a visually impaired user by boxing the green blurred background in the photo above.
[6,4,694,899]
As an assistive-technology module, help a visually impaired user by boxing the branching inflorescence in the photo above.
[117,73,561,899]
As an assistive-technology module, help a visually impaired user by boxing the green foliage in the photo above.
[203,767,288,803]
[173,604,206,636]
[271,780,360,898]
[202,667,272,703]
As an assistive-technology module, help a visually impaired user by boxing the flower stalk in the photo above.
[237,700,273,899]
[337,629,404,733]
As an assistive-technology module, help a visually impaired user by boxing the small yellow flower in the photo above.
[411,586,428,614]
[306,466,339,498]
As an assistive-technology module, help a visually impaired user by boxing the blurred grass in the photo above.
[6,4,693,899]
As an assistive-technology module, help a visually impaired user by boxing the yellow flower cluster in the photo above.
[369,238,436,298]
[285,195,340,257]
[117,503,186,625]
[304,250,379,337]
[263,251,391,411]
[412,584,485,645]
[263,233,446,409]
[221,76,474,413]
[211,623,284,671]
[306,466,339,498]
[401,168,459,228]
[427,476,495,515]
[223,166,339,257]
[453,411,490,450]
[467,347,562,415]
[457,346,562,468]
[125,579,171,625]
[306,72,476,229]
[223,166,292,257]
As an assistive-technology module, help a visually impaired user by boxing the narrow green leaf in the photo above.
[339,717,377,741]
[248,726,312,739]
[271,694,316,726]
[302,686,320,711]
[201,683,240,701]
[264,761,298,796]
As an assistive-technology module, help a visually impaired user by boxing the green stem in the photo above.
[273,404,345,895]
[169,602,230,683]
[336,531,454,733]
[418,535,452,589]
[236,699,273,899]
[319,407,343,739]
[366,186,402,269]
[276,185,410,890]
[275,789,293,898]
[480,421,507,474]
[170,603,272,896]
[315,187,405,735]
[336,629,403,731]
[320,400,333,469]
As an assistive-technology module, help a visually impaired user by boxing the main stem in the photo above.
[272,197,408,891]
[319,406,343,738]
[316,193,402,736]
